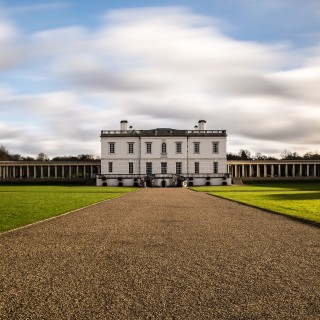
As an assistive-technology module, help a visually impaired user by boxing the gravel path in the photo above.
[0,188,319,319]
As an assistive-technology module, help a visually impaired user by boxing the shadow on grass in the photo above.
[266,192,320,201]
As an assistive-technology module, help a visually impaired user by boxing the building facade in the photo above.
[97,120,231,187]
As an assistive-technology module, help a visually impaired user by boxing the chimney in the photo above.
[198,120,206,131]
[120,120,128,131]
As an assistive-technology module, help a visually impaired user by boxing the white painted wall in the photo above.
[99,122,230,186]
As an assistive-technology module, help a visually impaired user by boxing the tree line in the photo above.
[0,146,99,161]
[227,149,320,160]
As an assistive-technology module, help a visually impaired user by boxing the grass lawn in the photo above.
[0,186,137,232]
[192,182,320,224]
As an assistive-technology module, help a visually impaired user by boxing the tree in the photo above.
[0,145,10,160]
[254,152,268,160]
[10,154,22,161]
[303,152,320,160]
[77,154,95,161]
[22,156,36,161]
[254,152,278,160]
[37,152,49,161]
[280,150,302,160]
[238,149,252,160]
[227,152,242,160]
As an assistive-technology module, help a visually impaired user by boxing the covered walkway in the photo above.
[229,160,320,179]
[0,161,100,179]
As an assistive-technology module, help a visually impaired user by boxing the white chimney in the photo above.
[120,120,128,131]
[198,120,206,131]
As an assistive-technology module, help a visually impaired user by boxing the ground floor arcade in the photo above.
[0,161,100,179]
[228,160,320,179]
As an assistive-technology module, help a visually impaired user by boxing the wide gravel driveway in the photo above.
[0,188,319,319]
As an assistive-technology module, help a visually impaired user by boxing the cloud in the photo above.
[0,20,23,69]
[1,6,320,157]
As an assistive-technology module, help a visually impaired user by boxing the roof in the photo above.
[100,128,227,137]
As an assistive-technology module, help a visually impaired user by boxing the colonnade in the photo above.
[1,160,320,180]
[0,161,100,179]
[229,161,320,179]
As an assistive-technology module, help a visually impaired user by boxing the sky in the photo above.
[0,0,319,158]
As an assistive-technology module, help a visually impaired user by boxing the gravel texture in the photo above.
[0,188,319,319]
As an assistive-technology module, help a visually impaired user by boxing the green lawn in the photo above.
[0,186,137,232]
[192,182,320,224]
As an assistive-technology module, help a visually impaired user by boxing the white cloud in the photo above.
[0,20,23,69]
[1,7,320,157]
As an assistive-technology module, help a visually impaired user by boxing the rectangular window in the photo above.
[146,162,152,175]
[161,162,167,174]
[128,143,134,154]
[176,142,182,154]
[195,162,200,174]
[109,142,115,154]
[212,142,219,153]
[214,162,218,174]
[129,162,133,174]
[194,142,200,154]
[176,162,182,174]
[108,162,113,173]
[146,142,152,154]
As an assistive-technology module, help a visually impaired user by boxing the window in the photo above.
[146,162,152,175]
[176,162,182,174]
[194,142,200,154]
[109,142,115,154]
[161,142,167,154]
[195,162,200,174]
[214,162,218,173]
[212,142,219,153]
[108,162,113,173]
[129,162,133,174]
[128,143,134,154]
[161,162,167,174]
[176,142,182,154]
[146,142,152,154]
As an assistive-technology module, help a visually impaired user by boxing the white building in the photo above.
[97,120,231,187]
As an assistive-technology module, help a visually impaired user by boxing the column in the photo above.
[40,166,44,178]
[55,166,58,178]
[249,165,252,177]
[299,164,302,177]
[62,165,65,178]
[257,165,260,177]
[285,164,288,177]
[20,166,23,178]
[241,164,244,177]
[69,165,72,178]
[13,166,16,178]
[83,165,86,178]
[76,165,79,178]
[234,165,238,178]
[278,164,281,177]
[90,165,93,178]
[292,164,295,177]
[27,166,30,178]
[264,164,267,177]
[34,166,37,178]
[307,164,309,177]
[271,164,274,177]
